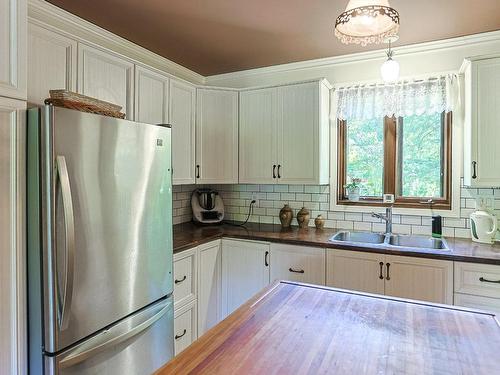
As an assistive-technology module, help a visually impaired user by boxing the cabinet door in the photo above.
[173,247,197,310]
[278,82,320,185]
[197,240,222,335]
[326,249,385,295]
[0,0,26,99]
[170,79,196,185]
[239,88,278,184]
[174,300,197,355]
[78,44,134,119]
[28,23,77,105]
[134,65,168,124]
[384,255,453,304]
[270,244,325,285]
[196,89,238,184]
[470,58,500,186]
[0,97,26,375]
[221,239,270,318]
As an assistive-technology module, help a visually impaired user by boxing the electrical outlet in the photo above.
[251,193,259,207]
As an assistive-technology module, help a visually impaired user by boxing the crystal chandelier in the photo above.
[335,0,400,46]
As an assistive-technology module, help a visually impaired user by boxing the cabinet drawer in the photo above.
[174,301,197,355]
[455,262,500,299]
[454,293,500,315]
[173,248,197,309]
[270,244,325,285]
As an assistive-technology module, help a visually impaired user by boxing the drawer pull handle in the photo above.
[265,251,269,267]
[379,262,384,280]
[289,268,304,274]
[175,329,187,340]
[479,277,500,284]
[174,275,187,284]
[272,165,276,179]
[385,263,391,281]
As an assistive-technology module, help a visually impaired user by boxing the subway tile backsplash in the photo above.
[173,183,500,239]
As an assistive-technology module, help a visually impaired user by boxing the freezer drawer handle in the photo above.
[59,299,171,368]
[175,275,187,284]
[175,329,187,340]
[56,155,76,330]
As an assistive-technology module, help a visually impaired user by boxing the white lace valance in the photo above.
[335,75,457,121]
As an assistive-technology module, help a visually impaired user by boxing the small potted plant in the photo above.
[344,178,362,202]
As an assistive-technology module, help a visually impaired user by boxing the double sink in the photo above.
[329,231,450,251]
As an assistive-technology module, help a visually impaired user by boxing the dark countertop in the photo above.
[173,222,500,265]
[158,281,500,374]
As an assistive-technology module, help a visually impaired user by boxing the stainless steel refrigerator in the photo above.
[27,105,174,375]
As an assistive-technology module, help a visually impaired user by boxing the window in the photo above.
[338,111,452,209]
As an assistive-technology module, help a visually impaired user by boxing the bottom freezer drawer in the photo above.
[45,297,174,375]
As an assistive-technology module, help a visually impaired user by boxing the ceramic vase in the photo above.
[314,215,325,229]
[279,204,293,228]
[297,207,310,229]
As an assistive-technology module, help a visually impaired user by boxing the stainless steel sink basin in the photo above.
[329,231,450,251]
[330,231,385,244]
[387,234,450,251]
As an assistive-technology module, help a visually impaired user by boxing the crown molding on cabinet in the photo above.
[206,30,500,86]
[28,0,205,85]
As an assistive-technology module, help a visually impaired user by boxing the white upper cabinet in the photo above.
[78,44,134,119]
[170,79,196,185]
[221,239,270,318]
[239,79,330,185]
[134,65,169,124]
[28,23,77,105]
[196,88,238,184]
[462,56,500,187]
[0,0,26,100]
[239,88,278,184]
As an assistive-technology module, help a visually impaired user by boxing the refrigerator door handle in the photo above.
[59,299,172,369]
[56,155,76,331]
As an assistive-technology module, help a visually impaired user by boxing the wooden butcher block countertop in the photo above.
[157,281,500,375]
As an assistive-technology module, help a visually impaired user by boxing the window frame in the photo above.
[337,112,452,210]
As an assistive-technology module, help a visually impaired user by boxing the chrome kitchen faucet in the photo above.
[372,207,393,235]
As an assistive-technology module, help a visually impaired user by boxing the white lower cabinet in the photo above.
[326,249,453,304]
[270,244,326,285]
[221,239,270,318]
[197,240,222,335]
[454,262,500,314]
[173,247,197,310]
[384,255,453,304]
[326,250,385,295]
[173,300,197,355]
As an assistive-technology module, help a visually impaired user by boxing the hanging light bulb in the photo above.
[380,37,400,83]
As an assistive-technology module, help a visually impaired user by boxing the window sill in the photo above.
[331,199,460,218]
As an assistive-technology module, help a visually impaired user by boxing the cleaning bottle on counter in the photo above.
[432,215,442,238]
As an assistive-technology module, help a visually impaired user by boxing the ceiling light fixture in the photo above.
[335,0,400,46]
[380,36,400,83]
